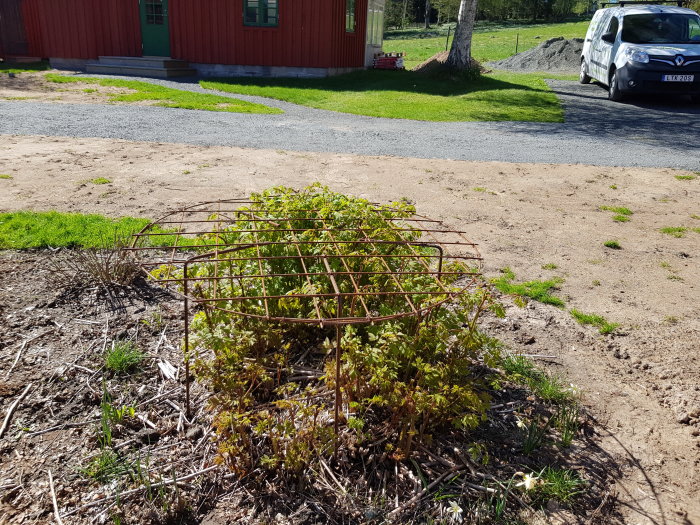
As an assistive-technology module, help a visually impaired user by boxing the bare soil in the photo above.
[0,132,699,522]
[0,71,148,106]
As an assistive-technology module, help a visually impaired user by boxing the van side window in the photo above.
[690,17,700,40]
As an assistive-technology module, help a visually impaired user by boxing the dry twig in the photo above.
[388,466,463,517]
[48,470,64,525]
[61,465,219,517]
[0,383,33,439]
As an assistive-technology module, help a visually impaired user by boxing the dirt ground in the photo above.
[0,71,149,106]
[2,70,700,523]
[1,133,698,524]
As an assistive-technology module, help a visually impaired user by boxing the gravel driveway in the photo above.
[1,76,699,170]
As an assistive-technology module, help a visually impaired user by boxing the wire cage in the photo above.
[128,194,483,440]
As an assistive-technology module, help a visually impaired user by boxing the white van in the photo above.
[580,2,700,101]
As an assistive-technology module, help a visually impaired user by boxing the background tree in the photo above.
[446,0,478,69]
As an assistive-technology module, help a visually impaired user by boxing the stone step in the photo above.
[96,56,190,69]
[85,63,197,78]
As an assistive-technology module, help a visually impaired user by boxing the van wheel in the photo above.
[579,59,591,84]
[608,69,624,102]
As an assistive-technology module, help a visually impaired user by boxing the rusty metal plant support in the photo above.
[129,198,483,452]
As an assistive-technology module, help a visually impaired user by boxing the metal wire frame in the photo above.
[128,198,483,434]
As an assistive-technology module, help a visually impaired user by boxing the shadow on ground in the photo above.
[509,80,700,151]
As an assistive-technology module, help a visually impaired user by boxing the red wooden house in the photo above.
[1,0,386,77]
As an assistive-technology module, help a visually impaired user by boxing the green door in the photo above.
[139,0,171,56]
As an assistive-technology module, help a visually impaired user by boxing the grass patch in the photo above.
[105,341,145,374]
[603,240,621,249]
[79,449,132,483]
[501,354,574,404]
[570,309,618,335]
[660,226,700,237]
[89,177,111,185]
[0,211,204,250]
[0,60,50,74]
[609,184,617,189]
[541,263,558,270]
[384,21,590,69]
[659,226,687,238]
[532,467,587,506]
[0,174,13,180]
[599,205,632,216]
[674,174,696,181]
[0,211,154,249]
[201,69,563,122]
[491,267,565,306]
[599,205,633,223]
[44,73,281,114]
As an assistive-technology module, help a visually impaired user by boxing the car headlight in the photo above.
[625,47,649,64]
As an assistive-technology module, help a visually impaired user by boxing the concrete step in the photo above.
[96,56,191,69]
[85,63,197,78]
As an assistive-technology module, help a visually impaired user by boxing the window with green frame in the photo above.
[346,0,356,32]
[244,0,278,27]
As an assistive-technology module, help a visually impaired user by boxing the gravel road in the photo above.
[1,75,699,170]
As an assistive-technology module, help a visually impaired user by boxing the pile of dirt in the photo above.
[489,37,584,73]
[412,50,450,74]
[412,51,485,77]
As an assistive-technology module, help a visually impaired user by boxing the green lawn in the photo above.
[0,211,203,249]
[0,211,153,249]
[200,21,590,122]
[0,60,50,74]
[202,69,562,122]
[45,73,281,114]
[385,21,590,69]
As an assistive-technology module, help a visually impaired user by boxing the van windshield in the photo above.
[621,13,700,44]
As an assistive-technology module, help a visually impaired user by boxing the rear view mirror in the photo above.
[601,32,616,43]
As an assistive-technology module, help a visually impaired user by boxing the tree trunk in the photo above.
[402,0,409,28]
[424,0,431,28]
[446,0,478,70]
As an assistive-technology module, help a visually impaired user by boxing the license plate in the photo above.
[662,74,694,82]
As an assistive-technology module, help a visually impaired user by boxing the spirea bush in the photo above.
[171,185,502,476]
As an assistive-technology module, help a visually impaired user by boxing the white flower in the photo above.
[515,417,526,429]
[446,500,463,522]
[515,472,540,491]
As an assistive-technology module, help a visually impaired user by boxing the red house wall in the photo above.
[19,0,368,69]
[21,0,141,60]
[170,0,367,68]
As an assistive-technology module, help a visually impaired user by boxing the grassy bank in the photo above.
[384,21,589,69]
[0,60,50,74]
[202,69,562,122]
[45,73,282,114]
[0,211,152,249]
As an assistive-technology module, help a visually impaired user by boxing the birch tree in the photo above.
[446,0,478,69]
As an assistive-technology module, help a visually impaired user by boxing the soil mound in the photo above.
[412,50,450,74]
[489,37,584,73]
[412,51,484,76]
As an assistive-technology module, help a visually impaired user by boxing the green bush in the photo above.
[180,185,501,475]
